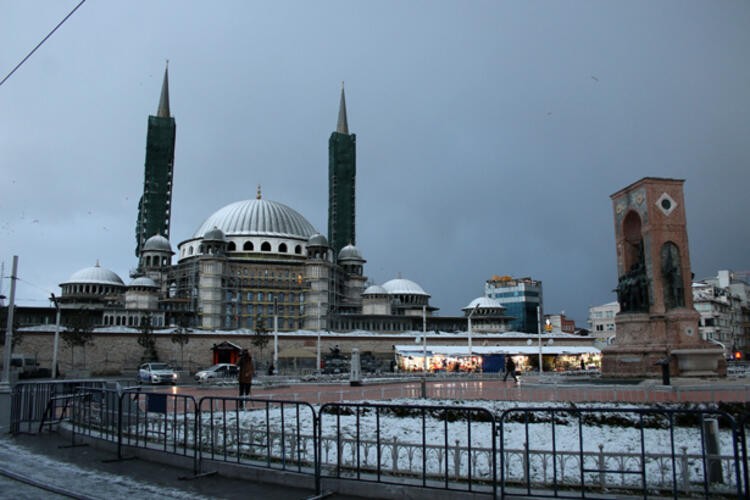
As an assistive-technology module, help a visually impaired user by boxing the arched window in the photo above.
[261,241,271,252]
[278,243,288,253]
[227,241,237,251]
[189,246,194,255]
[294,245,302,254]
[243,241,253,251]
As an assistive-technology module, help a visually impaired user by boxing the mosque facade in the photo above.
[55,67,509,335]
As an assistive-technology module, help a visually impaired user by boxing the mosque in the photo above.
[56,66,512,336]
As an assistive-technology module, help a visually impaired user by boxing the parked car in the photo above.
[194,363,239,383]
[138,362,178,385]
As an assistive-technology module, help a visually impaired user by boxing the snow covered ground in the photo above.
[190,398,744,494]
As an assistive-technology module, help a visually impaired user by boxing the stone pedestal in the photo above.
[602,309,724,378]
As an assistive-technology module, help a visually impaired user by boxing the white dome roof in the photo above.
[194,199,318,240]
[338,244,364,261]
[363,285,388,295]
[463,297,503,310]
[63,264,124,286]
[382,278,428,296]
[142,234,172,253]
[203,226,226,241]
[308,233,329,247]
[129,277,158,288]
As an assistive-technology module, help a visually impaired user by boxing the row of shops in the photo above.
[393,344,602,373]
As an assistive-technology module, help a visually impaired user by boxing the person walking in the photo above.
[238,350,254,409]
[503,355,518,383]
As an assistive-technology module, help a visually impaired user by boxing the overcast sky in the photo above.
[1,1,749,326]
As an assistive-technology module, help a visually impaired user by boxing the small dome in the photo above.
[129,277,158,288]
[63,264,124,286]
[203,226,225,241]
[463,297,503,311]
[363,285,388,295]
[143,234,172,253]
[308,233,328,247]
[338,244,363,261]
[382,278,428,296]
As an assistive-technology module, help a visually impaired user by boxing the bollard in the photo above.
[655,357,671,386]
[703,418,723,484]
[350,348,362,387]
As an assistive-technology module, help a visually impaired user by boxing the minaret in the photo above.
[135,63,176,257]
[328,83,356,256]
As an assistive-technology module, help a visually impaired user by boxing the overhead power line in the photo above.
[0,0,86,88]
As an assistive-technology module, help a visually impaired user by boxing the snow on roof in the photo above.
[394,344,600,356]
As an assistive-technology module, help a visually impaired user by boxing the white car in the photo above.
[194,363,239,383]
[138,362,178,385]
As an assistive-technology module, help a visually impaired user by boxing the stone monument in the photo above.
[602,177,725,378]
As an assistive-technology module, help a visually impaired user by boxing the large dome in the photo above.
[382,278,429,296]
[193,199,318,240]
[63,264,124,286]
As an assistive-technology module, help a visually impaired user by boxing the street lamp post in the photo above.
[537,306,543,374]
[468,304,479,358]
[421,305,427,372]
[273,298,278,375]
[50,293,61,379]
[316,301,321,375]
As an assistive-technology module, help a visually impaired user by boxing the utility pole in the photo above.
[1,256,18,385]
[0,255,18,433]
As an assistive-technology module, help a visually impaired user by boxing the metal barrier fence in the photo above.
[10,379,110,434]
[318,402,497,497]
[10,383,750,499]
[497,406,746,499]
[117,391,200,474]
[196,396,318,489]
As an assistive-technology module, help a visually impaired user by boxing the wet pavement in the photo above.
[3,374,748,499]
[0,433,331,499]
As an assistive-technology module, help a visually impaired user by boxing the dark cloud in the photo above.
[2,1,749,325]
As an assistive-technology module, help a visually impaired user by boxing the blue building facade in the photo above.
[484,276,543,333]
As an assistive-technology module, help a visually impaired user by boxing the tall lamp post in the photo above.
[316,301,322,375]
[467,304,479,358]
[421,305,427,372]
[272,298,278,375]
[50,293,61,379]
[536,306,543,374]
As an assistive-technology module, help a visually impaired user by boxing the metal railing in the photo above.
[117,391,200,474]
[10,382,750,499]
[497,406,746,499]
[318,402,497,496]
[196,396,318,484]
[10,379,109,434]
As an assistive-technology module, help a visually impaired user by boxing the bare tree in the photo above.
[170,327,190,369]
[137,314,159,362]
[251,313,270,364]
[61,309,94,369]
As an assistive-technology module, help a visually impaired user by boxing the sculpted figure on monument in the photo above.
[615,242,649,313]
[661,242,685,309]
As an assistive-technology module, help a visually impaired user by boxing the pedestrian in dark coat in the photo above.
[503,355,518,382]
[238,350,254,408]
